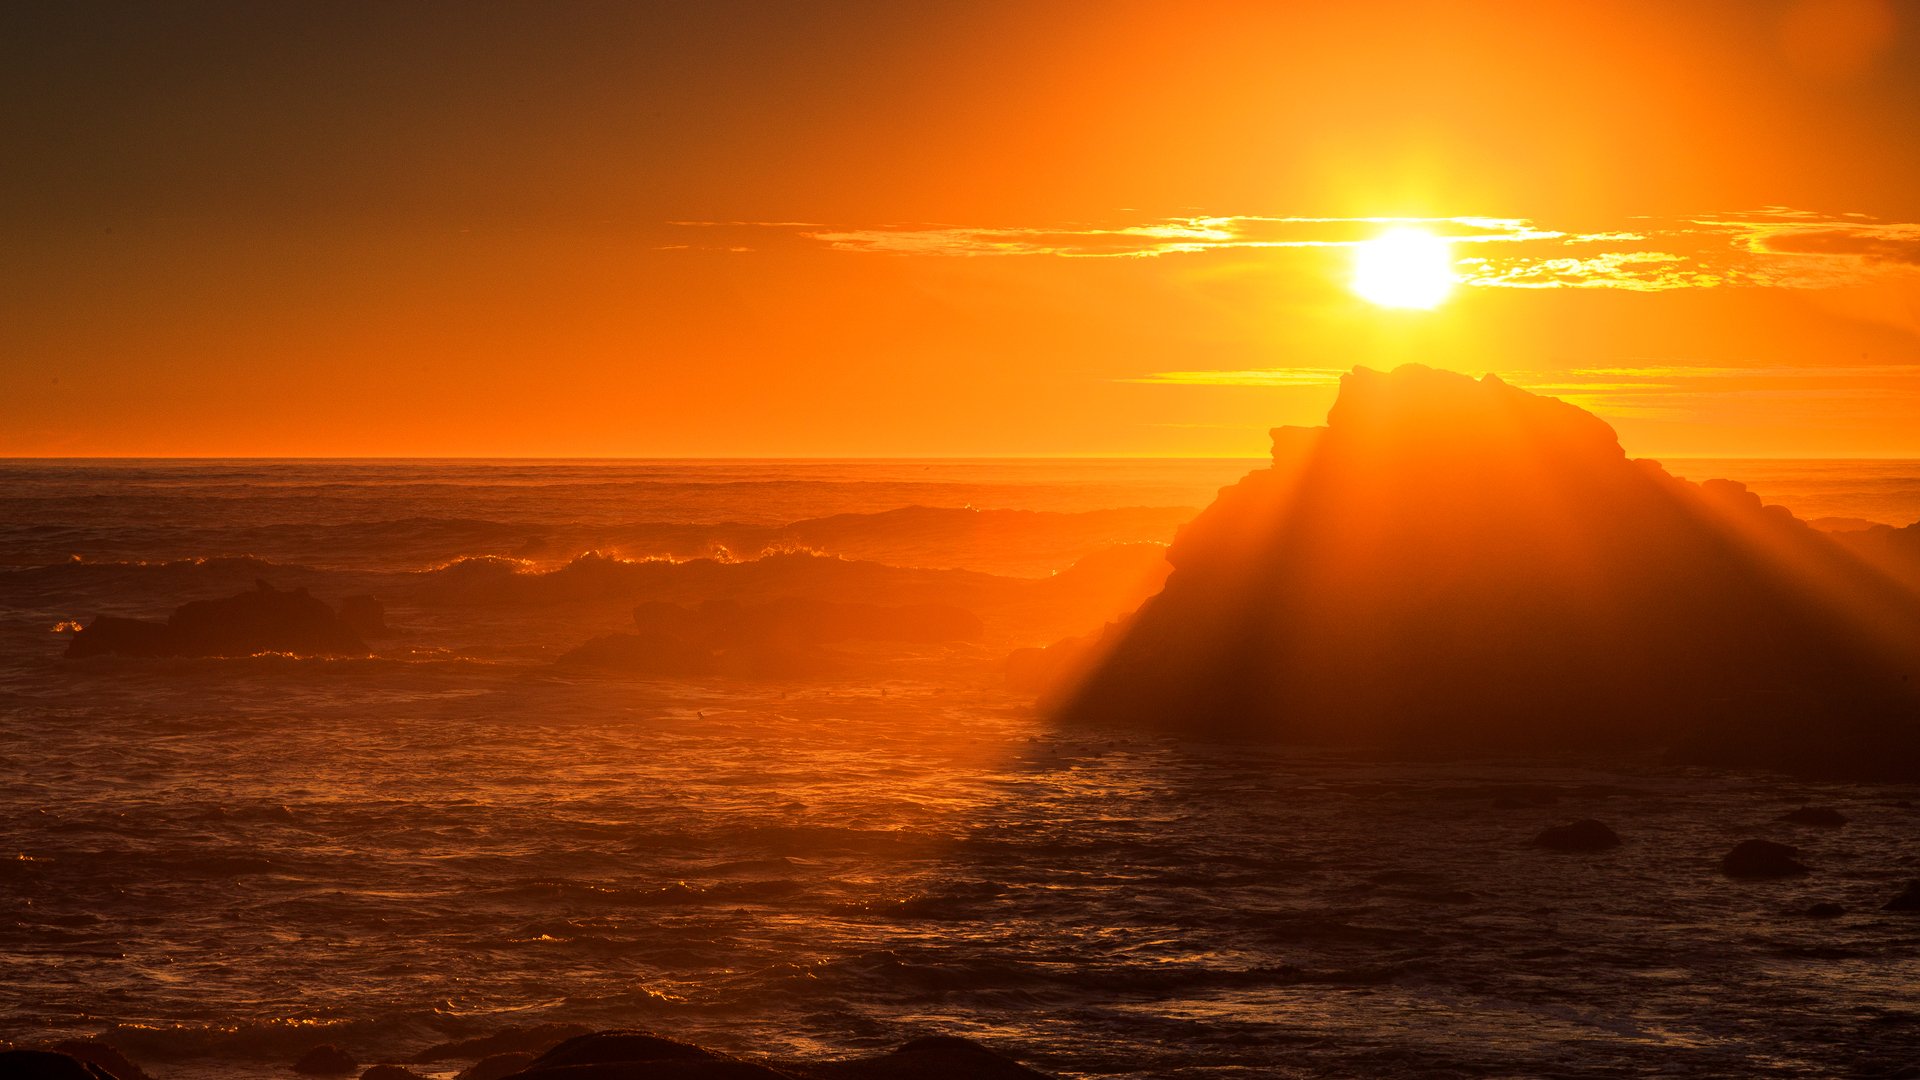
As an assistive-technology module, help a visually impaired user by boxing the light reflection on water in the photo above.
[5,665,1920,1077]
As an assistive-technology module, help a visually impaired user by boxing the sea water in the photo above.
[3,459,1919,1078]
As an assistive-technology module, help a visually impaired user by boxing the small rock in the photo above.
[1779,806,1848,826]
[1882,880,1920,912]
[293,1045,357,1075]
[1805,902,1846,918]
[1722,839,1808,878]
[359,1068,426,1080]
[1532,819,1621,852]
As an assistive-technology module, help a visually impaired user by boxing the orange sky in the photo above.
[5,0,1919,457]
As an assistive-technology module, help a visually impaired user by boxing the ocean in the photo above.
[4,458,1920,1078]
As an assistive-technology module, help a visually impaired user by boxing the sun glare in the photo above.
[1351,227,1456,309]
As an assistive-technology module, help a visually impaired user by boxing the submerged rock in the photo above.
[1722,839,1809,878]
[1805,902,1847,918]
[293,1045,358,1075]
[1882,880,1920,912]
[1779,806,1848,826]
[1055,364,1920,781]
[359,1068,427,1080]
[65,581,369,659]
[1532,819,1622,852]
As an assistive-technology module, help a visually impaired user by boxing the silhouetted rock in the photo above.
[506,1030,775,1078]
[47,1041,149,1080]
[0,1050,121,1080]
[1806,902,1847,918]
[1882,880,1920,912]
[1780,806,1848,826]
[491,1029,1054,1079]
[414,1024,594,1064]
[1056,365,1920,781]
[1532,819,1621,851]
[293,1045,358,1075]
[66,581,369,659]
[337,594,389,637]
[60,616,174,659]
[455,1053,536,1080]
[359,1067,427,1080]
[1005,627,1109,697]
[1722,839,1809,878]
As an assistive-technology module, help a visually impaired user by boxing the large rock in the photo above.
[1056,365,1920,780]
[66,581,370,659]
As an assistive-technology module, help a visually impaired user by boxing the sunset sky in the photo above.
[6,0,1919,457]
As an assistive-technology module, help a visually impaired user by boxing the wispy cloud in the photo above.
[665,208,1920,293]
[795,215,1562,259]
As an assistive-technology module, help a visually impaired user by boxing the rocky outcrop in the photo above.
[65,581,370,659]
[1055,365,1920,780]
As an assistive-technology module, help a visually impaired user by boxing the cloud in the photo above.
[1456,251,1715,291]
[662,208,1920,292]
[1749,227,1920,266]
[673,216,1564,259]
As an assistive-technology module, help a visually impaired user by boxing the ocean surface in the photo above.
[4,458,1920,1079]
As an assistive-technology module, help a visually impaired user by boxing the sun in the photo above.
[1350,227,1456,309]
